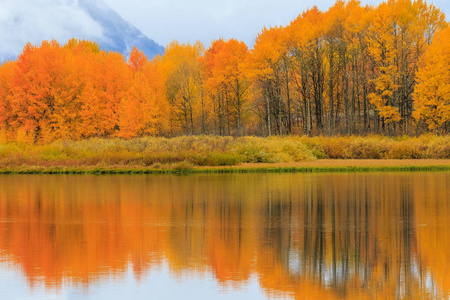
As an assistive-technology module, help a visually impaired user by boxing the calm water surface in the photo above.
[0,173,448,299]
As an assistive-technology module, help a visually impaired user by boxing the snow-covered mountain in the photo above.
[0,0,164,62]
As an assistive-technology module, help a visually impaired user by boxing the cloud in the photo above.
[0,0,104,61]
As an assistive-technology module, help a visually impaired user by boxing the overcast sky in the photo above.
[103,0,450,47]
[0,0,106,59]
[0,0,448,61]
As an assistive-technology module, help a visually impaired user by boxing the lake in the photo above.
[0,173,448,299]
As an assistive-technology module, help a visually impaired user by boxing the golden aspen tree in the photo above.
[203,39,227,135]
[342,1,371,134]
[346,2,373,133]
[250,26,290,136]
[323,1,344,135]
[222,39,250,136]
[366,0,445,134]
[367,2,402,129]
[389,0,446,133]
[413,27,450,133]
[288,7,325,135]
[323,0,367,135]
[162,41,205,135]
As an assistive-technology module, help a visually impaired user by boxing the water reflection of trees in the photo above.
[0,174,448,299]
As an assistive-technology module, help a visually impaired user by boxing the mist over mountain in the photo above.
[0,0,164,62]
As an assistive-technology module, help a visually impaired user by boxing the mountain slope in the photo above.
[78,0,164,58]
[0,0,164,62]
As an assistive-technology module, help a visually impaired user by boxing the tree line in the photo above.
[0,0,449,143]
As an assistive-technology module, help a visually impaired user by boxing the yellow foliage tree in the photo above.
[161,41,205,135]
[367,2,402,124]
[413,27,450,132]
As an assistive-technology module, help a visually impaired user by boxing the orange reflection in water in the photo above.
[0,173,448,299]
[414,174,450,297]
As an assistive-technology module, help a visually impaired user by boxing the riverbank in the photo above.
[1,159,450,174]
[1,135,450,174]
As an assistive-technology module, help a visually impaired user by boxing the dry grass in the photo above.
[234,159,450,168]
[0,135,449,171]
[298,135,450,159]
[0,135,316,169]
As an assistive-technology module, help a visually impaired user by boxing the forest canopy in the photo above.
[0,0,449,144]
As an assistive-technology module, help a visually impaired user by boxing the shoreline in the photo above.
[1,159,450,174]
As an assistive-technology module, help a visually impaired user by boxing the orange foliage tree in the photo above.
[0,40,171,143]
[118,47,170,138]
[203,39,250,136]
[0,0,448,141]
[250,26,291,136]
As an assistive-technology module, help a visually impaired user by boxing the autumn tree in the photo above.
[203,39,227,135]
[0,0,448,140]
[366,0,446,134]
[366,2,402,132]
[0,61,17,141]
[55,39,102,140]
[118,47,151,138]
[288,7,325,136]
[142,58,171,135]
[391,0,446,132]
[413,26,450,133]
[204,39,250,136]
[161,41,205,135]
[8,40,84,143]
[341,1,373,134]
[250,26,292,136]
[75,48,128,138]
[128,46,148,73]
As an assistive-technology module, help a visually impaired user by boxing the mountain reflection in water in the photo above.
[0,173,448,299]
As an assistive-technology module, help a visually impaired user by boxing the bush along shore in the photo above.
[0,135,450,174]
